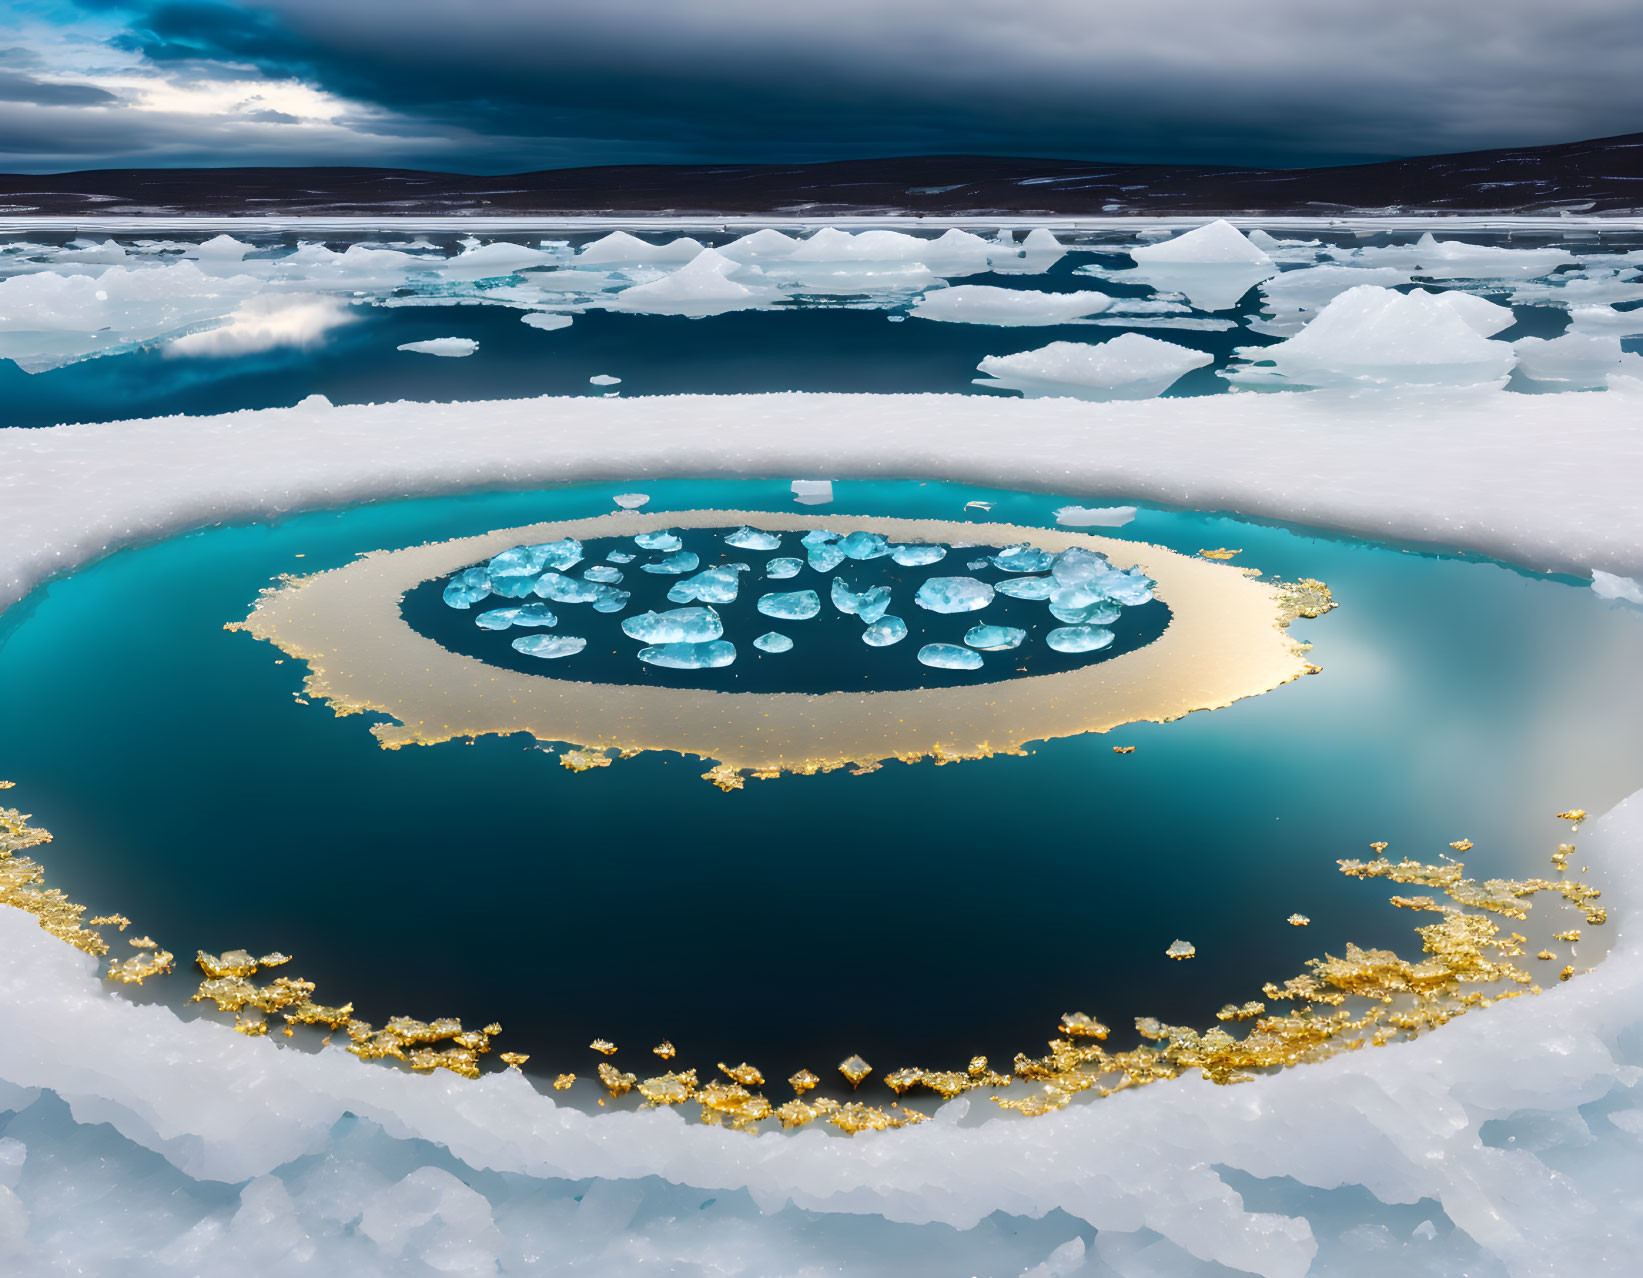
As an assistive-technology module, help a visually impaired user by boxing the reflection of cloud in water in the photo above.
[165,293,356,358]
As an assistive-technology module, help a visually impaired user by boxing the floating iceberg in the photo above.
[1049,596,1122,625]
[1123,220,1278,310]
[917,642,984,670]
[907,285,1111,326]
[753,631,793,653]
[1054,505,1137,527]
[992,544,1055,573]
[590,585,630,613]
[1593,570,1643,604]
[1129,220,1274,267]
[890,543,946,566]
[1224,286,1518,390]
[521,312,573,331]
[491,540,582,576]
[477,604,556,630]
[1046,624,1116,653]
[575,231,705,265]
[582,565,623,583]
[965,624,1026,650]
[666,566,740,604]
[510,634,586,659]
[606,550,635,563]
[637,639,736,669]
[621,607,724,643]
[397,337,477,357]
[915,576,995,613]
[1051,547,1108,585]
[764,557,802,579]
[1347,231,1577,280]
[533,572,603,603]
[976,334,1212,400]
[634,530,681,551]
[1567,305,1643,339]
[839,531,893,560]
[441,567,491,609]
[756,590,821,620]
[641,550,699,575]
[589,373,621,387]
[606,249,773,318]
[613,494,649,510]
[724,527,782,551]
[1513,332,1643,387]
[861,615,909,646]
[1252,265,1417,336]
[807,543,846,573]
[996,575,1055,600]
[800,529,840,548]
[831,578,892,624]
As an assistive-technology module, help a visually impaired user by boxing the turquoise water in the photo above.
[2,478,1640,1086]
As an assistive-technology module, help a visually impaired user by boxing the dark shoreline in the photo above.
[1,131,1639,220]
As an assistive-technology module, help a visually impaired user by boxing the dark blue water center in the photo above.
[2,478,1640,1089]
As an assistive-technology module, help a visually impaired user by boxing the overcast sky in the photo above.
[2,0,1639,173]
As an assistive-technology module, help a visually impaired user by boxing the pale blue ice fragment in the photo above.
[641,550,700,575]
[606,550,635,564]
[965,624,1026,650]
[1046,625,1116,653]
[638,639,737,669]
[621,606,723,643]
[918,643,984,670]
[1049,598,1121,625]
[807,543,846,573]
[487,573,540,599]
[800,529,840,549]
[535,572,602,603]
[635,530,683,551]
[862,615,909,646]
[914,576,995,613]
[1103,568,1155,606]
[856,587,892,625]
[891,543,946,567]
[475,608,520,630]
[486,546,540,578]
[442,566,491,609]
[590,585,630,613]
[583,565,623,583]
[513,603,558,626]
[667,566,740,603]
[511,634,587,659]
[753,631,794,653]
[966,558,990,571]
[532,538,585,570]
[1050,547,1110,586]
[995,575,1054,600]
[840,531,893,560]
[991,544,1054,573]
[725,526,782,551]
[765,557,803,579]
[757,589,822,620]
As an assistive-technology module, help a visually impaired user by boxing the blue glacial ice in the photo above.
[1050,547,1108,585]
[1049,596,1122,625]
[510,634,587,659]
[606,550,635,563]
[621,607,724,643]
[991,544,1055,573]
[441,566,491,609]
[590,585,631,613]
[533,572,604,603]
[634,530,682,551]
[583,564,623,583]
[965,624,1026,650]
[915,576,995,613]
[1047,625,1116,653]
[637,639,737,669]
[476,603,557,630]
[891,543,946,566]
[753,631,793,653]
[862,615,909,646]
[757,590,821,620]
[829,578,892,624]
[486,572,541,598]
[641,550,700,575]
[807,543,846,573]
[764,557,803,578]
[493,538,583,575]
[918,643,984,670]
[799,529,840,549]
[995,575,1055,600]
[666,566,741,603]
[839,530,893,560]
[724,526,782,551]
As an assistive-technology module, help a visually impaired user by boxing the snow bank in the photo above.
[975,335,1213,399]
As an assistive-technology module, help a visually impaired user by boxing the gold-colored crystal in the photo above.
[653,1041,676,1059]
[552,1073,575,1090]
[1112,745,1136,754]
[597,1062,636,1096]
[1288,914,1310,927]
[838,1055,873,1087]
[1165,939,1196,960]
[589,1038,618,1055]
[718,1061,764,1087]
[1450,839,1474,851]
[1556,809,1587,825]
[499,1052,530,1069]
[1199,548,1241,560]
[788,1068,819,1094]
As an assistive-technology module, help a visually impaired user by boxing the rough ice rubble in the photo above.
[975,334,1213,399]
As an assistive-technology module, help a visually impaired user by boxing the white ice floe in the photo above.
[396,337,477,358]
[1251,265,1418,336]
[1129,219,1275,267]
[791,479,833,505]
[1224,286,1517,390]
[907,284,1111,326]
[976,334,1213,399]
[1513,332,1643,387]
[1566,304,1643,338]
[605,248,773,317]
[1054,505,1138,527]
[589,373,621,386]
[521,311,573,331]
[1342,231,1578,280]
[575,231,706,265]
[1592,570,1643,604]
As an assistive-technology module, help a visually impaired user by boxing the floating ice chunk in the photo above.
[1350,232,1577,280]
[807,543,846,573]
[1567,305,1643,338]
[613,493,649,510]
[641,550,699,575]
[606,550,635,563]
[1129,220,1274,267]
[582,565,623,583]
[831,578,892,623]
[965,624,1026,650]
[441,241,558,277]
[1592,570,1643,604]
[757,590,821,620]
[621,607,724,643]
[1055,505,1137,527]
[589,585,630,613]
[475,608,519,630]
[915,576,995,613]
[511,634,586,659]
[1087,315,1236,332]
[839,531,893,560]
[996,575,1055,599]
[534,572,603,602]
[634,530,681,551]
[792,480,833,505]
[918,643,984,670]
[753,631,794,653]
[992,544,1055,573]
[1513,333,1643,387]
[521,312,573,331]
[589,374,621,386]
[908,285,1111,326]
[724,527,782,551]
[397,337,477,357]
[491,540,582,576]
[576,231,706,265]
[800,529,841,548]
[1165,938,1197,960]
[187,233,253,262]
[667,566,740,603]
[1509,271,1643,308]
[766,259,938,296]
[1253,265,1416,335]
[442,566,491,609]
[1051,547,1108,585]
[765,557,802,578]
[607,249,772,317]
[891,543,946,566]
[1021,228,1066,259]
[1224,286,1518,390]
[486,572,540,599]
[976,334,1211,400]
[717,228,801,263]
[1105,567,1155,606]
[166,294,355,357]
[637,639,736,669]
[1050,597,1122,625]
[1047,625,1116,653]
[966,558,990,570]
[862,615,909,646]
[478,603,556,629]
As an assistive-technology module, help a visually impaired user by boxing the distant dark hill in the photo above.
[1,132,1639,219]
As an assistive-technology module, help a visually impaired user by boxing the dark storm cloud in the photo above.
[0,68,116,106]
[34,0,1643,170]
